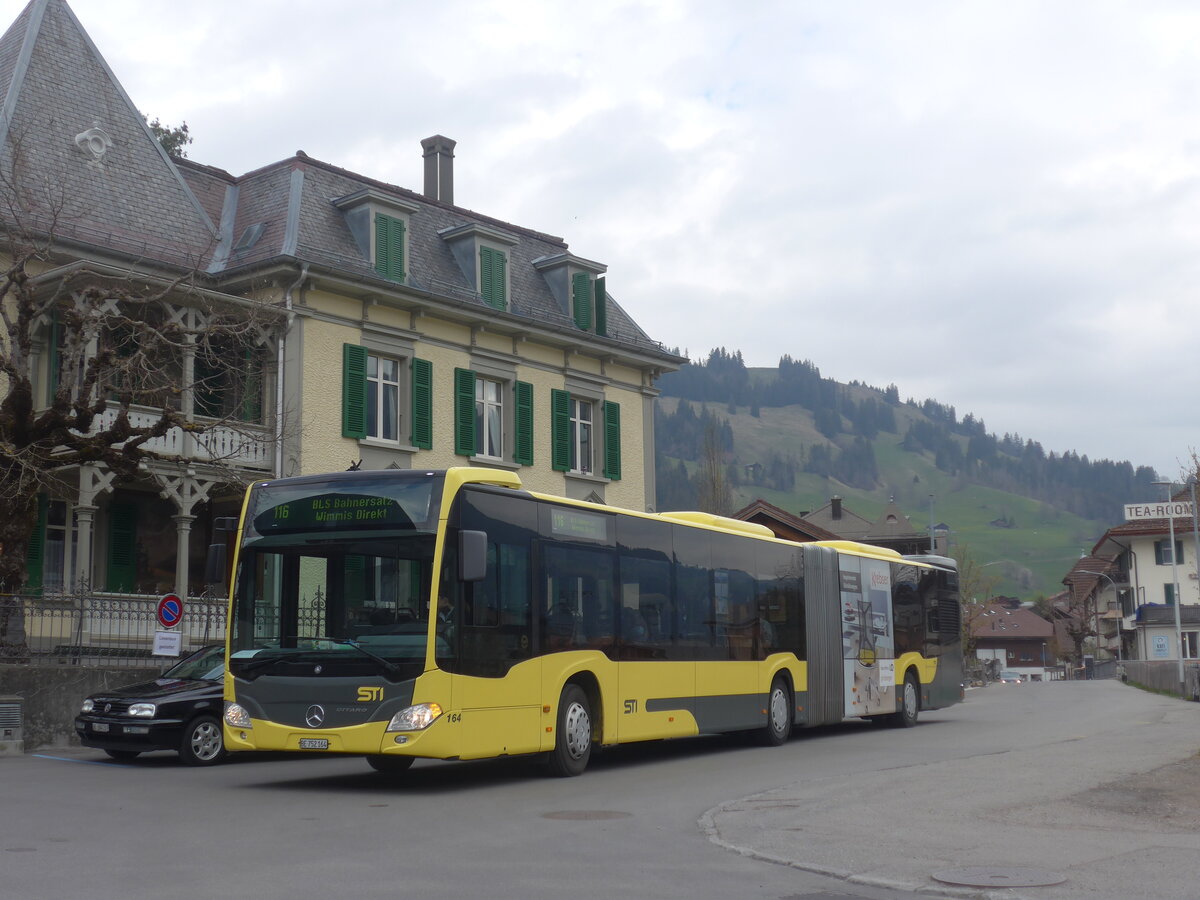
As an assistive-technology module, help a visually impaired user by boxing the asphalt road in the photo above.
[3,680,1195,900]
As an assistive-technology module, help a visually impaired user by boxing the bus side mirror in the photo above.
[459,530,487,582]
[205,543,228,587]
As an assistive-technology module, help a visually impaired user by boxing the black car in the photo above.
[75,644,226,766]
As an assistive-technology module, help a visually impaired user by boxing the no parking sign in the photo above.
[156,593,184,629]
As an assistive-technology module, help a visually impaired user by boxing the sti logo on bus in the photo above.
[357,687,383,702]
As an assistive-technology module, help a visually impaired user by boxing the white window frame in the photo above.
[475,376,504,459]
[1183,631,1199,659]
[570,397,593,475]
[367,353,403,442]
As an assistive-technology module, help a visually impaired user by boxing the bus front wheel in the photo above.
[890,673,920,728]
[548,684,592,777]
[367,754,415,774]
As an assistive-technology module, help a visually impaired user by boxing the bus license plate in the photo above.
[299,738,329,750]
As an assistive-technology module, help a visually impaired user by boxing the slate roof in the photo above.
[0,0,680,366]
[0,0,217,266]
[802,498,875,539]
[971,603,1054,640]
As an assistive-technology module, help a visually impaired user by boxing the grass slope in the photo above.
[657,396,1105,600]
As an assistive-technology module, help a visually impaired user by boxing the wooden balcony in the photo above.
[91,404,275,471]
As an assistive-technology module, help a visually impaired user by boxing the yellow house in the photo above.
[1,0,680,613]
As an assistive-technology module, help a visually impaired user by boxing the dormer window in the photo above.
[440,222,517,310]
[533,253,608,336]
[333,188,420,284]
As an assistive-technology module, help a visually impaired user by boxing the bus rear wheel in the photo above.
[890,673,920,728]
[760,677,792,746]
[548,684,592,777]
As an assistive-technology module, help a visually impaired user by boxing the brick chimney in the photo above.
[421,135,456,204]
[831,496,842,521]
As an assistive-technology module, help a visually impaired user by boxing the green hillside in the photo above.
[656,393,1107,601]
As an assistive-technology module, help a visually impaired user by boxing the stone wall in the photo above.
[0,662,166,751]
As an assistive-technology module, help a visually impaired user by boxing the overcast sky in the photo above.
[9,0,1198,479]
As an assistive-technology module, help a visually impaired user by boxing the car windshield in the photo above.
[1001,671,1020,679]
[163,646,225,681]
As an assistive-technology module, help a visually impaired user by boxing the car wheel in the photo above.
[547,684,592,777]
[104,749,141,761]
[760,677,792,746]
[366,754,415,774]
[179,715,225,766]
[889,672,920,728]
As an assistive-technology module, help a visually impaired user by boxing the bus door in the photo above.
[839,556,896,717]
[443,493,541,760]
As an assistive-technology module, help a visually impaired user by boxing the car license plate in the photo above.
[92,723,110,733]
[299,738,329,750]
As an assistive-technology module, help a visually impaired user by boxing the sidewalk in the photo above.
[702,693,1200,899]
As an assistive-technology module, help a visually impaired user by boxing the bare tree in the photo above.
[0,185,281,594]
[951,544,1001,666]
[696,420,732,515]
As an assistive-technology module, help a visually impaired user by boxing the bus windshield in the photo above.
[228,535,436,682]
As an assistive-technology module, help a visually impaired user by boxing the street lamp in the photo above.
[1076,569,1122,663]
[1151,480,1184,695]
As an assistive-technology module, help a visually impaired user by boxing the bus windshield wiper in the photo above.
[326,639,406,682]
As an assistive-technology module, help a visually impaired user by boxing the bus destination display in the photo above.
[255,493,408,531]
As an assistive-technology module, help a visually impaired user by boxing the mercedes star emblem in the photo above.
[305,704,326,728]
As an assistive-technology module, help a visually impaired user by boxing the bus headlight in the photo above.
[224,702,252,728]
[386,703,443,732]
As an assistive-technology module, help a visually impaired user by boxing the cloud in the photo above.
[10,0,1196,476]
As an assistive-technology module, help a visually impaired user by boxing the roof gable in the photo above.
[0,0,216,267]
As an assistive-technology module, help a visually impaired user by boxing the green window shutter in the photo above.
[480,247,508,309]
[47,313,60,401]
[342,344,368,439]
[375,213,406,281]
[241,347,263,422]
[551,389,571,472]
[25,494,49,591]
[572,272,592,330]
[411,357,433,449]
[107,502,138,593]
[479,246,493,304]
[603,400,622,480]
[513,380,534,466]
[454,368,476,456]
[594,276,606,336]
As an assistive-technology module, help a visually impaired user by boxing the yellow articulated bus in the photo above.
[220,467,962,776]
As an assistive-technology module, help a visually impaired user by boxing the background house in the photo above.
[971,600,1056,680]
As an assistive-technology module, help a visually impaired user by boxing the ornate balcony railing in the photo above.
[90,404,274,470]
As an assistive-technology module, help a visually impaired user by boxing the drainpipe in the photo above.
[275,264,307,477]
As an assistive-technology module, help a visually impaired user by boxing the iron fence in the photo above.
[0,588,226,667]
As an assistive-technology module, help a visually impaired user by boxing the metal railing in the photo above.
[0,588,227,667]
